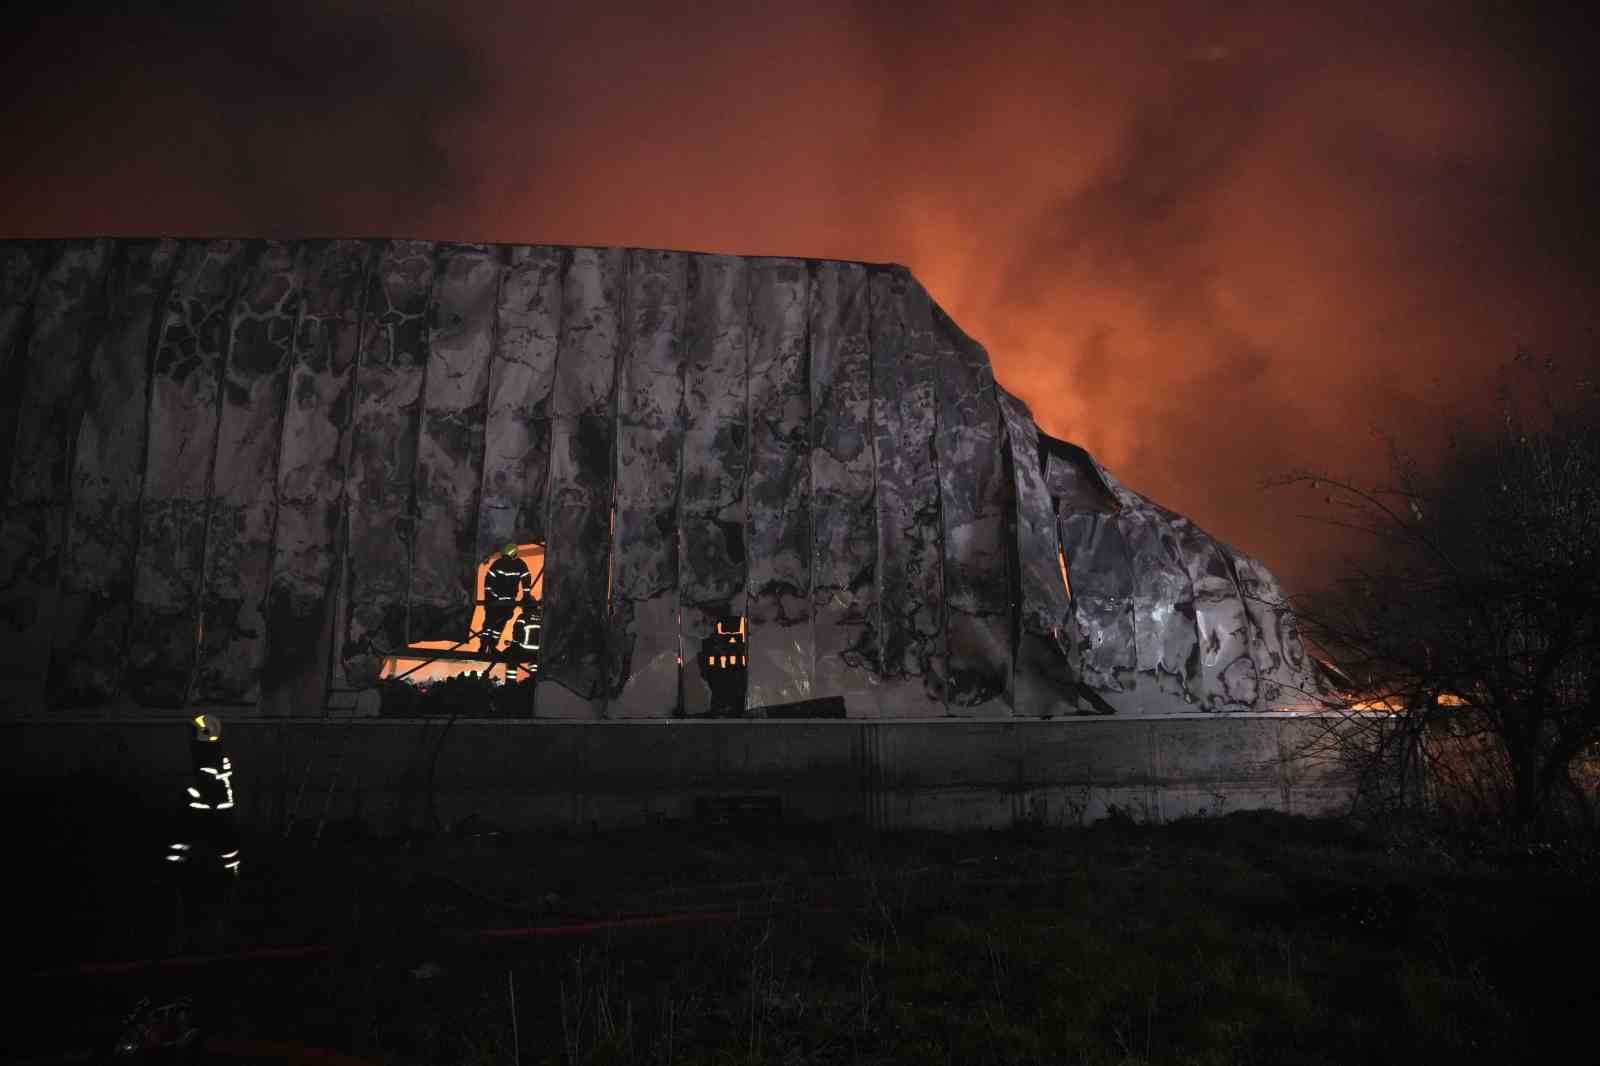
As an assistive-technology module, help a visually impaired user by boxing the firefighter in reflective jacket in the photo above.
[698,616,748,715]
[480,543,532,654]
[166,713,241,880]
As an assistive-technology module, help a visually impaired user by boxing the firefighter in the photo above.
[480,543,532,655]
[165,713,241,883]
[697,616,748,715]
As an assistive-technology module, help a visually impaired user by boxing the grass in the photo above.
[9,794,1598,1065]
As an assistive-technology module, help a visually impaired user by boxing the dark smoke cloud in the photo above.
[3,0,1595,593]
[3,1,488,234]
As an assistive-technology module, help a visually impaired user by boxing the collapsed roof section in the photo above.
[1039,436,1324,713]
[0,238,1324,716]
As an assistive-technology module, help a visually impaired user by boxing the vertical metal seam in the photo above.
[864,267,882,697]
[0,241,57,503]
[464,245,509,646]
[600,248,631,715]
[44,240,117,704]
[402,242,446,651]
[535,247,571,715]
[803,260,817,699]
[672,257,694,717]
[923,275,950,717]
[669,254,690,713]
[740,259,755,713]
[120,241,182,701]
[254,241,313,711]
[184,239,256,710]
[325,239,381,710]
[1000,398,1021,714]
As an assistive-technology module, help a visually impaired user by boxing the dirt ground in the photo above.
[10,785,1599,1066]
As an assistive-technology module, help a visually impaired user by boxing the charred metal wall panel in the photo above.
[607,250,687,717]
[998,388,1077,716]
[0,237,1330,718]
[1175,518,1258,711]
[0,240,111,703]
[932,304,1011,716]
[1060,511,1135,693]
[541,247,624,714]
[263,240,372,715]
[127,240,249,706]
[193,242,305,704]
[869,269,946,716]
[1228,549,1315,708]
[341,240,436,687]
[0,243,50,500]
[410,245,499,642]
[49,241,180,706]
[808,261,878,715]
[745,258,814,710]
[679,255,751,717]
[477,246,561,557]
[1119,503,1199,707]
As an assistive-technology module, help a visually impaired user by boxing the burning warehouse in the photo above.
[0,238,1324,722]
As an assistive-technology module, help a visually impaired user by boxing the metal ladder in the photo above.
[284,632,484,845]
[284,710,360,847]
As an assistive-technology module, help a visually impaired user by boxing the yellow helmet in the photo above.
[503,542,519,558]
[192,713,222,742]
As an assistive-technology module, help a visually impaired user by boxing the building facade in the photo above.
[0,239,1323,719]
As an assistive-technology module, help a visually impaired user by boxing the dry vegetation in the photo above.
[13,786,1599,1066]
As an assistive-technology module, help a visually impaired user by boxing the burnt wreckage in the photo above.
[0,239,1323,717]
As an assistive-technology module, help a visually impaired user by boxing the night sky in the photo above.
[4,0,1596,594]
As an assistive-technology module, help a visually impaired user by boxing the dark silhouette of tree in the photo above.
[1280,356,1599,834]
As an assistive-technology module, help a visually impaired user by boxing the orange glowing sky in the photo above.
[5,1,1596,593]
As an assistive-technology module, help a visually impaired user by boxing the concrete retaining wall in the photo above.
[1,715,1358,834]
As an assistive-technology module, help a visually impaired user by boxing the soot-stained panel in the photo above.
[1228,548,1313,707]
[933,303,1011,715]
[680,255,751,717]
[745,258,814,711]
[49,241,181,706]
[341,240,437,687]
[541,247,623,713]
[1175,517,1258,711]
[607,249,686,717]
[0,240,112,701]
[193,241,306,705]
[1060,510,1135,694]
[0,243,51,497]
[263,240,373,715]
[477,245,561,557]
[870,269,945,716]
[410,245,499,642]
[998,388,1077,716]
[809,261,878,715]
[1119,502,1200,706]
[128,240,251,706]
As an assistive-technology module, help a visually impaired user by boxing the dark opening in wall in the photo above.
[697,614,748,716]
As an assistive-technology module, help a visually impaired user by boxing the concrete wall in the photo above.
[1,715,1358,834]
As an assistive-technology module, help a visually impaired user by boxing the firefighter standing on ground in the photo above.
[480,543,533,655]
[166,713,241,882]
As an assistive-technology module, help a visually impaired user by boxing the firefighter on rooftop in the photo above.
[480,542,534,655]
[166,713,241,880]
